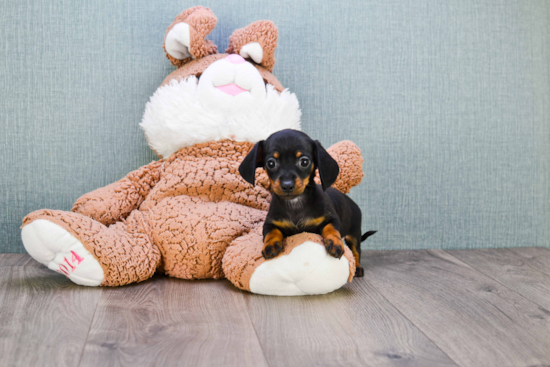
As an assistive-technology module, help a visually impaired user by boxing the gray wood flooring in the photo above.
[1,248,550,367]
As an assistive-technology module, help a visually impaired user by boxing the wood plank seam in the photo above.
[361,249,550,366]
[0,265,103,366]
[362,278,461,366]
[508,247,550,277]
[237,289,272,367]
[77,289,102,367]
[0,254,39,267]
[440,250,550,311]
[442,249,550,313]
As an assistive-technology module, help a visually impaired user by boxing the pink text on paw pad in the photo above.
[58,251,84,275]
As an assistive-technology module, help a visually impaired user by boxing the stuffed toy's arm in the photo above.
[223,228,355,295]
[71,160,163,225]
[322,140,364,193]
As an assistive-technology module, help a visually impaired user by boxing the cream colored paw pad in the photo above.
[21,219,104,286]
[249,241,350,296]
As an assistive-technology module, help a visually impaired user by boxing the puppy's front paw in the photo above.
[262,228,284,260]
[324,237,344,259]
[355,266,364,277]
[322,224,344,259]
[262,241,283,259]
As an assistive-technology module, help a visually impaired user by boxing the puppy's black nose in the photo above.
[280,180,295,193]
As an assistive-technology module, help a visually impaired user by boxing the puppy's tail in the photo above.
[361,230,377,242]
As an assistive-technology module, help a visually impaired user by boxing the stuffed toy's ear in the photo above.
[164,6,218,68]
[314,140,340,191]
[239,141,265,186]
[226,20,278,72]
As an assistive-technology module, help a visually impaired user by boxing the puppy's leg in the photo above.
[262,228,284,259]
[322,223,344,259]
[344,235,364,277]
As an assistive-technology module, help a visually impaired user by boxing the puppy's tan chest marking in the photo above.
[302,216,325,227]
[271,216,325,230]
[272,219,296,229]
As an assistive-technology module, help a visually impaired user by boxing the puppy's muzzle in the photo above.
[280,179,295,194]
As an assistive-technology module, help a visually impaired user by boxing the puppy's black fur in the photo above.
[239,129,376,277]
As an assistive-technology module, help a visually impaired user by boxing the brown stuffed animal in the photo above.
[21,6,364,295]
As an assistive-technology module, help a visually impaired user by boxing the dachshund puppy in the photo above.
[239,129,376,277]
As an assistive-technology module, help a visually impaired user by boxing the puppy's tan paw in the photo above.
[263,228,284,260]
[262,241,283,259]
[322,224,344,259]
[324,237,344,259]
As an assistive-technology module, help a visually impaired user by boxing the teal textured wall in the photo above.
[1,0,549,252]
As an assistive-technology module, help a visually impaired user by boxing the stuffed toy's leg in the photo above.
[21,209,160,286]
[147,195,267,280]
[223,228,356,296]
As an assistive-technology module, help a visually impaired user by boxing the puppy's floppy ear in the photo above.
[239,141,265,186]
[314,140,340,191]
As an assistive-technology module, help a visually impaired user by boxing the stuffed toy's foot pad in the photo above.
[21,219,104,286]
[249,241,351,296]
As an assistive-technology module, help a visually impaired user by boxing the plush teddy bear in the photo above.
[21,6,364,296]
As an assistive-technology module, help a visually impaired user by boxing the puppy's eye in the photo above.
[266,158,277,170]
[299,157,310,168]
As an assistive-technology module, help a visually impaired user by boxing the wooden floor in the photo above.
[2,248,550,367]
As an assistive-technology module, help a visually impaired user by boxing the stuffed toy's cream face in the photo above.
[140,7,301,159]
[196,55,271,115]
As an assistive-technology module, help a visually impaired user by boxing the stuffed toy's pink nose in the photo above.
[226,54,246,64]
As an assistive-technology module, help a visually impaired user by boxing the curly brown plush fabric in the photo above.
[324,141,365,194]
[226,20,278,72]
[147,195,266,279]
[22,139,363,286]
[72,160,163,226]
[163,6,218,68]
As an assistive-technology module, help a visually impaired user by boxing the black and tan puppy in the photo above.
[239,129,376,277]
